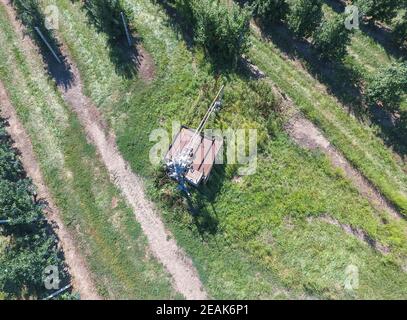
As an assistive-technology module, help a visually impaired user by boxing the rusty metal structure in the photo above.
[165,86,224,191]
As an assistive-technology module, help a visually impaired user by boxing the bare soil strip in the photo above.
[0,1,207,300]
[0,81,101,300]
[285,112,402,221]
[62,58,208,300]
[242,55,403,220]
[247,23,405,221]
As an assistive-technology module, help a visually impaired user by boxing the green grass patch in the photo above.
[40,0,407,299]
[249,34,407,216]
[0,4,177,299]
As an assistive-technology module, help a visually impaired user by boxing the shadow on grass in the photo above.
[10,0,74,89]
[259,22,365,116]
[371,108,407,159]
[324,0,407,60]
[43,48,74,91]
[152,162,225,241]
[81,0,142,79]
[182,164,228,241]
[0,117,72,300]
[258,20,407,159]
[152,0,194,49]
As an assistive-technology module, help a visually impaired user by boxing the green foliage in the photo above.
[0,2,176,299]
[366,62,407,112]
[393,11,407,48]
[0,119,68,299]
[286,0,323,38]
[195,1,251,68]
[28,0,407,299]
[83,0,129,39]
[313,13,351,61]
[352,0,400,23]
[0,120,41,226]
[171,0,195,28]
[0,127,24,182]
[10,0,43,32]
[11,0,60,54]
[0,179,41,225]
[168,0,252,69]
[250,0,289,25]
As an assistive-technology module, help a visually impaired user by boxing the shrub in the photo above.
[0,119,69,299]
[352,0,399,23]
[196,1,251,67]
[10,0,59,53]
[250,0,289,25]
[286,0,323,38]
[171,0,251,69]
[313,13,351,61]
[392,11,407,48]
[366,62,407,113]
[83,0,128,39]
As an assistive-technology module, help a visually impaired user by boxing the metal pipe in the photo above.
[120,12,132,47]
[186,85,224,154]
[34,27,62,64]
[43,284,72,300]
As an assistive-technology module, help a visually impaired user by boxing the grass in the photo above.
[249,30,407,216]
[323,1,403,77]
[246,1,407,215]
[338,7,407,114]
[39,0,407,299]
[347,30,394,76]
[0,4,178,299]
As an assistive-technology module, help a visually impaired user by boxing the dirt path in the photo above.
[270,79,402,220]
[62,59,207,300]
[0,81,101,300]
[0,1,207,300]
[307,215,390,255]
[244,57,403,220]
[285,109,402,221]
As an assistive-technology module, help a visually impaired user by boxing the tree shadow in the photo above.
[9,0,74,89]
[42,47,74,91]
[183,164,228,241]
[152,0,195,50]
[260,22,366,117]
[81,0,142,79]
[371,108,407,158]
[324,0,407,60]
[358,22,407,60]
